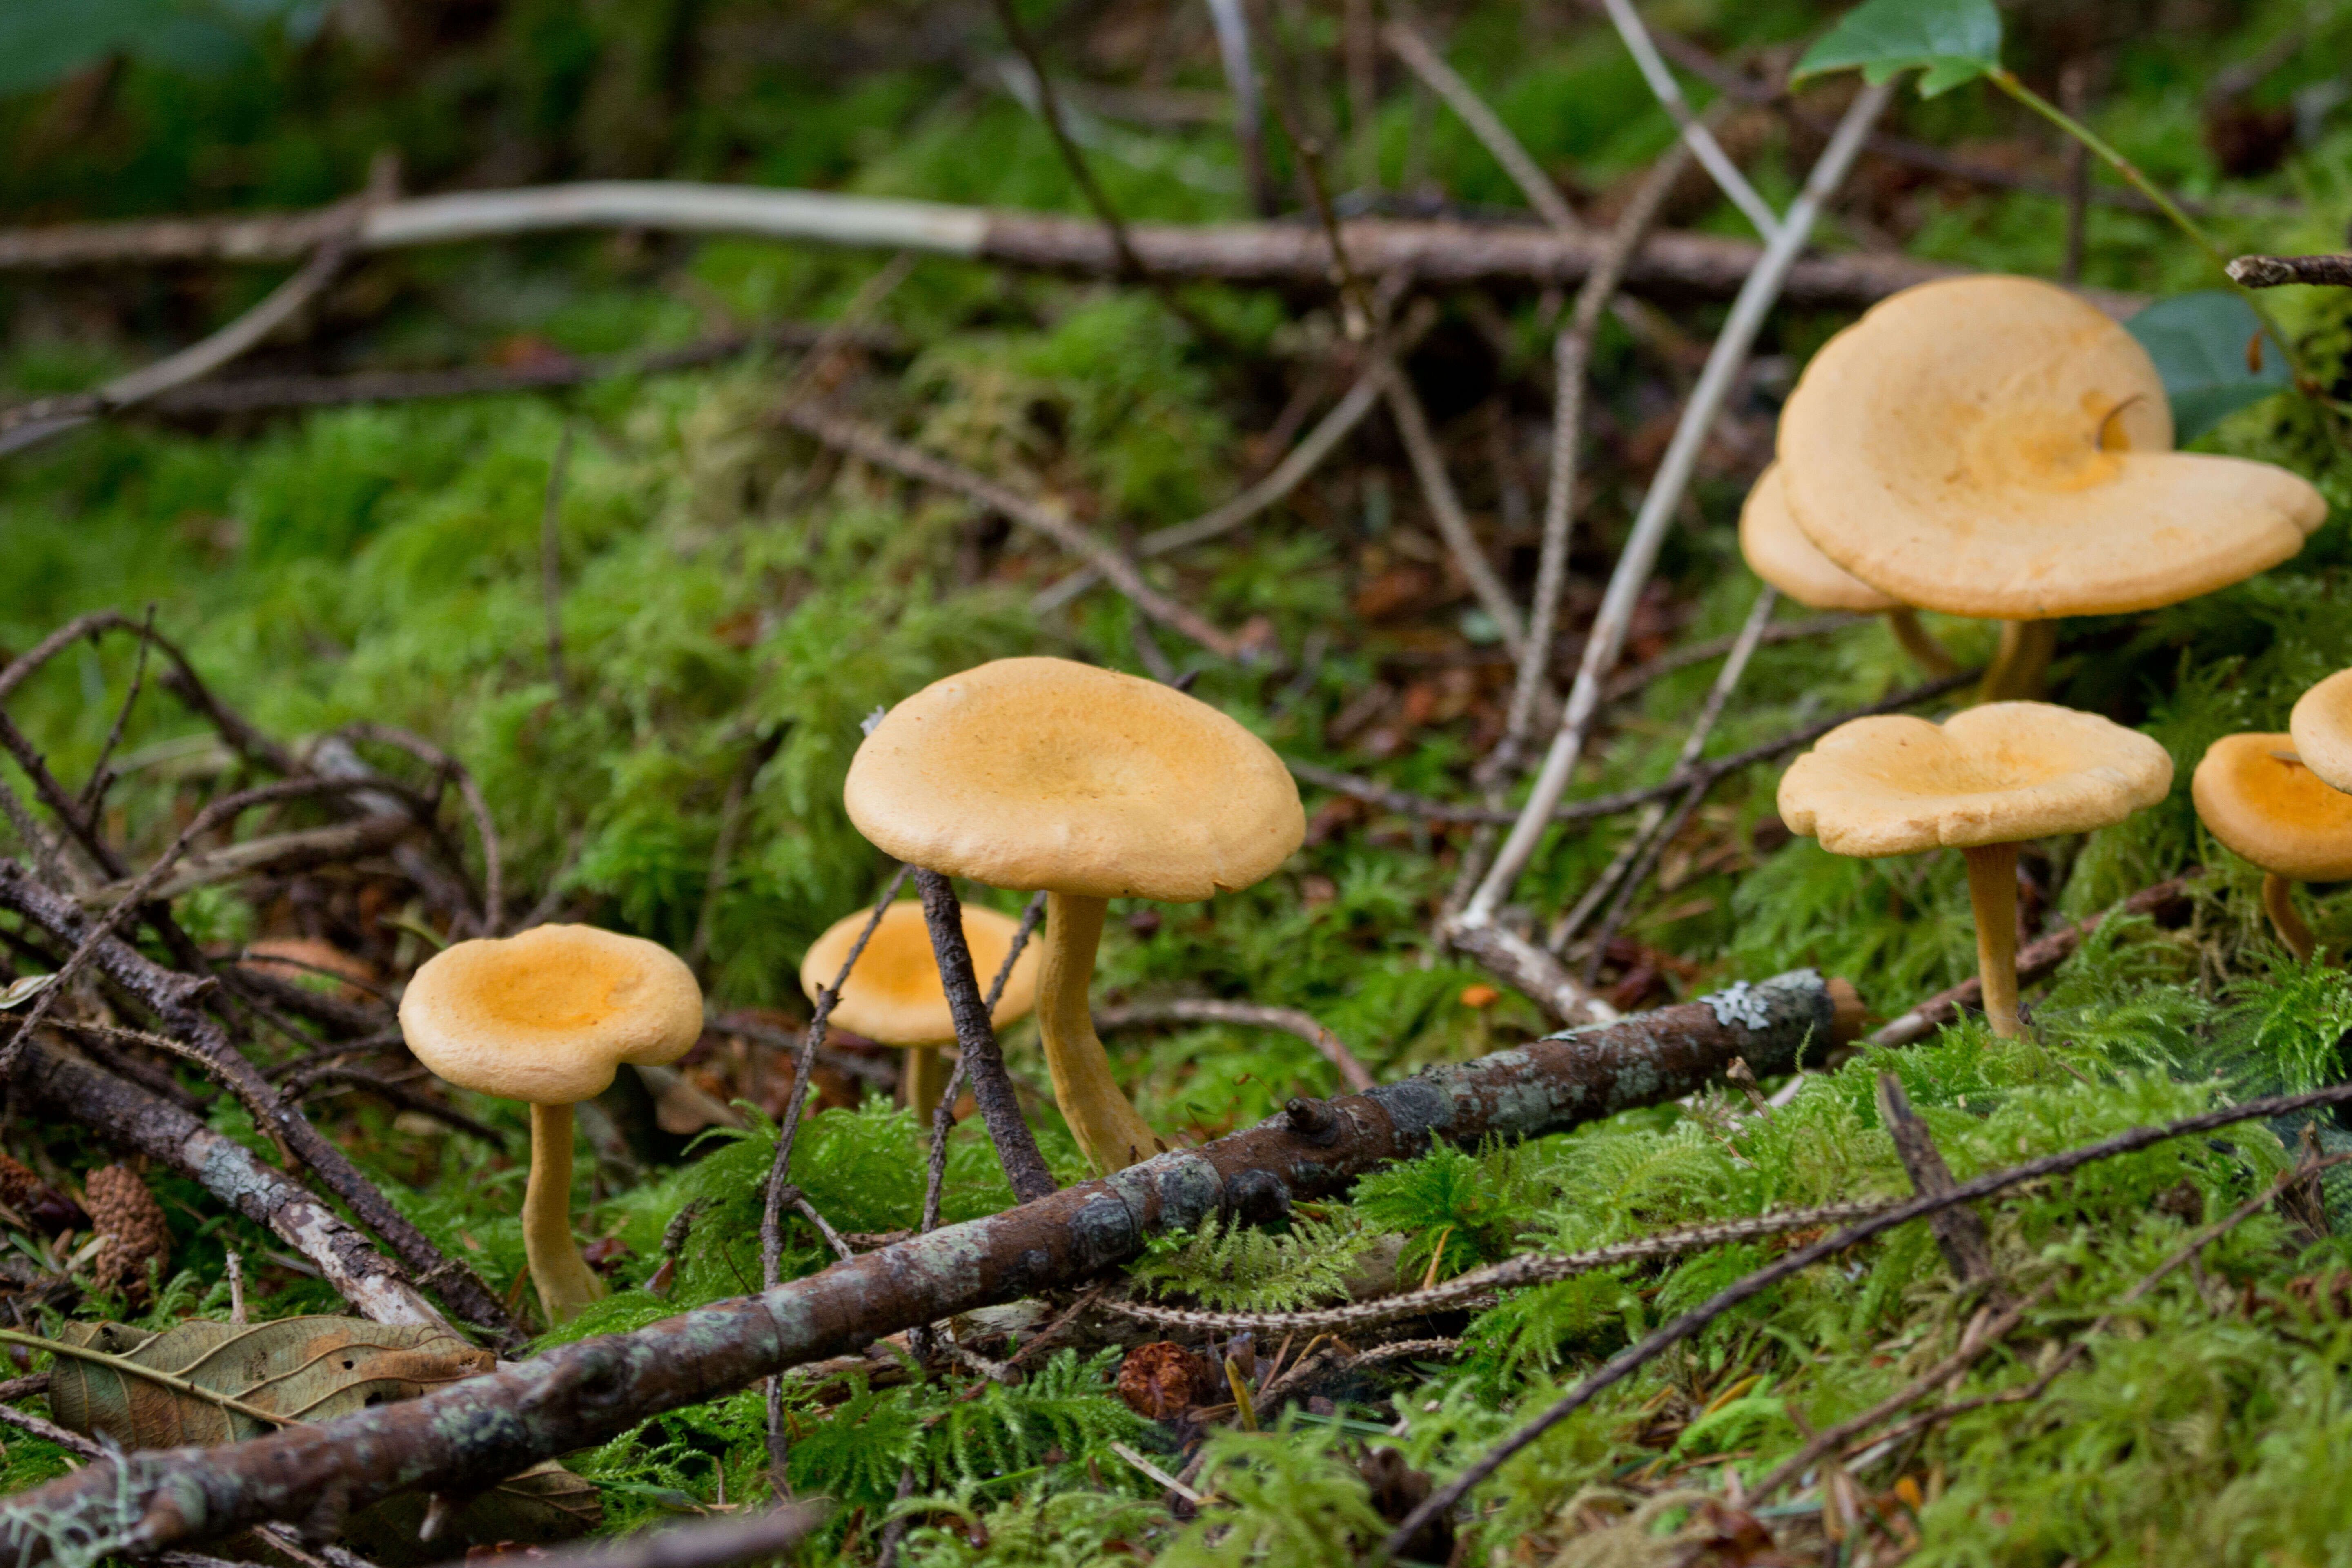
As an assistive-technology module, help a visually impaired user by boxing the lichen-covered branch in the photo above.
[9,1038,448,1328]
[0,971,1848,1562]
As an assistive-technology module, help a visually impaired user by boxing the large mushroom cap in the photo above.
[1739,465,1900,613]
[399,925,703,1104]
[2290,669,2352,795]
[1778,275,2326,619]
[845,657,1306,901]
[2192,733,2352,881]
[1777,701,2174,857]
[799,901,1039,1045]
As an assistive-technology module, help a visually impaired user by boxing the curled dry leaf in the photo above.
[48,1315,599,1562]
[49,1315,493,1446]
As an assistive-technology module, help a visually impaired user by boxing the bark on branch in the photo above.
[0,184,2145,313]
[0,971,1849,1562]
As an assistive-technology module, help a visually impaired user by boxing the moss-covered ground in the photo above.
[9,1,2352,1562]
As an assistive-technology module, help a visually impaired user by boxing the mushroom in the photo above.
[845,657,1305,1173]
[2191,733,2352,963]
[1739,464,1957,678]
[399,924,703,1325]
[1777,702,2172,1036]
[2290,669,2352,796]
[1776,275,2326,701]
[799,900,1041,1127]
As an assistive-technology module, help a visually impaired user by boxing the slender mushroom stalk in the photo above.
[1780,703,2172,1042]
[2263,873,2317,963]
[1884,607,1959,679]
[524,1102,604,1321]
[845,657,1305,1175]
[799,900,1037,1130]
[2192,733,2352,966]
[1740,466,1960,682]
[1960,842,2023,1036]
[1035,891,1162,1171]
[399,925,704,1327]
[1980,621,2057,704]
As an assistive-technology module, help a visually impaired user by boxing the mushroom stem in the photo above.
[903,1045,951,1129]
[1980,620,2057,703]
[1961,842,2024,1037]
[1035,892,1163,1173]
[2262,871,2317,962]
[524,1102,606,1326]
[1883,608,1958,679]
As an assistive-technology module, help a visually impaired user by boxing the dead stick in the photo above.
[1874,1072,1998,1290]
[914,869,1058,1204]
[1096,997,1375,1094]
[0,972,1856,1561]
[1373,1076,2352,1562]
[774,401,1243,659]
[9,1033,446,1327]
[0,188,2135,312]
[0,856,514,1339]
[2227,254,2352,288]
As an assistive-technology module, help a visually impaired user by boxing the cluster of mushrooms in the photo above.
[1763,275,2330,1034]
[384,273,2346,1328]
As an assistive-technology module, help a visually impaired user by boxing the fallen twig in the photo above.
[1383,368,1526,654]
[1452,82,1894,940]
[1498,136,1695,777]
[2227,253,2352,288]
[0,972,1851,1561]
[1575,585,1779,970]
[1095,997,1375,1094]
[1595,0,1780,238]
[0,233,355,459]
[775,400,1243,659]
[0,184,2093,311]
[920,893,1047,1235]
[1371,1074,2352,1562]
[0,856,514,1339]
[420,1505,826,1568]
[1290,666,1980,827]
[915,870,1058,1204]
[1382,22,1579,233]
[73,815,418,910]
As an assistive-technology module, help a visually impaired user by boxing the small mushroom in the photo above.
[1777,276,2326,701]
[2290,669,2352,796]
[399,924,703,1325]
[799,901,1041,1127]
[1778,702,2172,1036]
[1739,464,1957,678]
[846,657,1305,1173]
[2191,733,2352,962]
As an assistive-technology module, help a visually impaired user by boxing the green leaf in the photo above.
[2126,291,2292,443]
[0,0,255,97]
[1793,0,2002,97]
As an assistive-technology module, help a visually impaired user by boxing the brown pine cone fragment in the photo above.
[0,1150,87,1234]
[1116,1341,1214,1420]
[85,1165,169,1300]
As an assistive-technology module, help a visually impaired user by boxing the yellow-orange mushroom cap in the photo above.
[1739,465,1900,614]
[1777,702,2173,858]
[400,924,704,1104]
[2192,733,2352,882]
[2290,669,2352,797]
[800,902,1039,1045]
[844,657,1305,900]
[1778,275,2325,620]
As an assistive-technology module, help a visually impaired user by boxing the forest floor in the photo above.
[6,0,2352,1563]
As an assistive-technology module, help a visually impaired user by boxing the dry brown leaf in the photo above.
[48,1315,492,1447]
